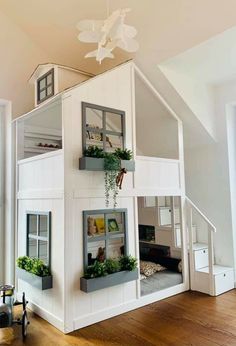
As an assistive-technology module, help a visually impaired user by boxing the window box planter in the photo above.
[16,267,53,290]
[79,157,135,172]
[80,268,139,293]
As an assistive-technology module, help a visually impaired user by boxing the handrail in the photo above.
[186,196,216,232]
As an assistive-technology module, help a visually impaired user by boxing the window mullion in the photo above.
[37,215,39,258]
[103,111,106,151]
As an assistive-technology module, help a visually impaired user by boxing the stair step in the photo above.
[197,265,233,275]
[192,242,208,251]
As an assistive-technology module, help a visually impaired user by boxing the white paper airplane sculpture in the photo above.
[77,8,139,64]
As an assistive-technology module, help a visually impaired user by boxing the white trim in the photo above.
[136,155,179,163]
[16,292,64,332]
[0,100,14,284]
[29,63,94,84]
[73,188,182,199]
[17,149,63,165]
[17,189,64,200]
[12,96,62,123]
[133,64,181,122]
[73,282,187,332]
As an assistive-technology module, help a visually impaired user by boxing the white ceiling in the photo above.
[0,0,236,124]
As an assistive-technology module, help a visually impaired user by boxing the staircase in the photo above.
[186,197,234,296]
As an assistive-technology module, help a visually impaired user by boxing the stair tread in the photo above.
[197,265,233,275]
[192,242,208,251]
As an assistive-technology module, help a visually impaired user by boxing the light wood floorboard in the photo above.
[1,290,236,346]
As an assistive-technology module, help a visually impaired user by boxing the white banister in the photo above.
[208,225,214,294]
[186,196,216,294]
[185,196,216,232]
[186,202,194,288]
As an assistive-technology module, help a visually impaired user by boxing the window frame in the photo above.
[82,102,126,153]
[83,208,128,268]
[26,211,51,268]
[37,68,55,104]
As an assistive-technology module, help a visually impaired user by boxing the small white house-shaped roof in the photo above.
[28,63,94,84]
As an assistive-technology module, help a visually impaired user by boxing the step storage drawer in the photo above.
[194,248,208,270]
[214,270,234,296]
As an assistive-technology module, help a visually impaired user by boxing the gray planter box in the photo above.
[80,268,139,293]
[79,157,135,172]
[16,267,53,290]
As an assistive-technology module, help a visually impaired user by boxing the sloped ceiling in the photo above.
[1,0,236,127]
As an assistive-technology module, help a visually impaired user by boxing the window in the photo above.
[82,102,125,153]
[37,69,54,104]
[83,209,128,267]
[26,212,51,266]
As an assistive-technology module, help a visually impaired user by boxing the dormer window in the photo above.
[37,68,54,104]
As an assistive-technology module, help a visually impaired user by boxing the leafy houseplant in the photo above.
[119,255,137,271]
[84,145,104,158]
[105,258,121,274]
[84,255,137,279]
[114,148,133,161]
[84,261,107,279]
[16,256,51,277]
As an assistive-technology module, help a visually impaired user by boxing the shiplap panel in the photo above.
[17,198,64,322]
[135,156,181,191]
[18,152,64,192]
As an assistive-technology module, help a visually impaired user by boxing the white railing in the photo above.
[186,197,216,295]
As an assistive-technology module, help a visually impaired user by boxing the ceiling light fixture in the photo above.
[76,1,139,64]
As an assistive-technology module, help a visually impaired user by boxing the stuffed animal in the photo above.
[87,217,97,236]
[96,247,105,262]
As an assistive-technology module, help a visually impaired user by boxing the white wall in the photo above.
[62,63,137,332]
[184,79,236,269]
[159,63,216,141]
[135,73,179,159]
[0,106,5,283]
[17,152,65,330]
[0,101,14,285]
[0,10,50,118]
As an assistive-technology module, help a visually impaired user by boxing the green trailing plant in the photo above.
[82,146,134,209]
[114,148,133,161]
[84,145,104,158]
[16,256,51,277]
[84,256,137,279]
[119,255,137,271]
[104,153,120,208]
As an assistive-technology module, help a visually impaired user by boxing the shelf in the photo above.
[24,146,60,154]
[25,133,62,141]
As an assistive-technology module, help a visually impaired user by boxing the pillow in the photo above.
[140,274,147,280]
[140,260,166,277]
[178,260,182,273]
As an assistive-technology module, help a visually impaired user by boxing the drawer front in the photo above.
[194,249,208,270]
[214,270,234,296]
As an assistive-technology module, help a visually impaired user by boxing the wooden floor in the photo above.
[1,290,236,346]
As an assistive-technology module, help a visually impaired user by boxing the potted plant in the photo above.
[80,255,139,293]
[79,146,135,208]
[16,256,53,290]
[79,146,135,172]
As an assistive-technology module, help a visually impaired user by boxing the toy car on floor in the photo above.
[0,285,29,339]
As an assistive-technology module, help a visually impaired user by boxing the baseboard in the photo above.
[73,282,187,331]
[16,292,64,332]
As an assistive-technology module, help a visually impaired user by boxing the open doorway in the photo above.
[138,196,183,296]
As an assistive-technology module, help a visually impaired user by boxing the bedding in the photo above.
[140,260,166,277]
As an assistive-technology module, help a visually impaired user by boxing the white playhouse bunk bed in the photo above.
[13,61,190,333]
